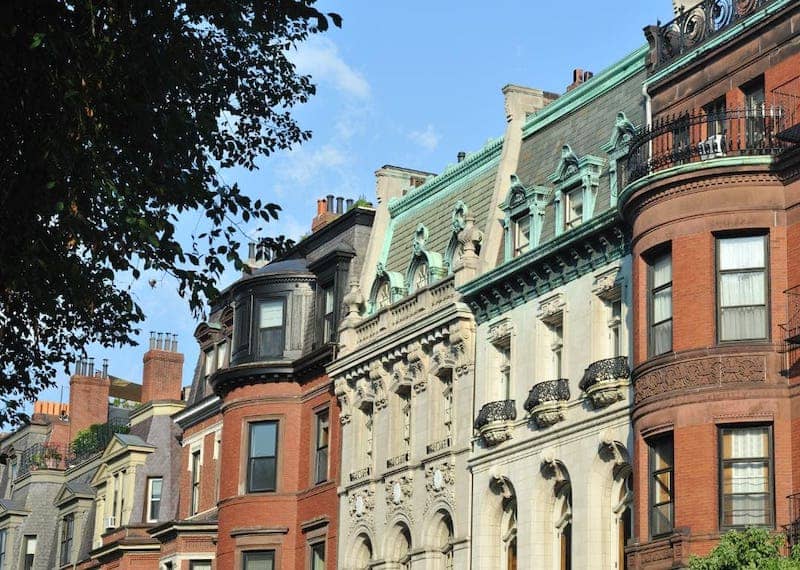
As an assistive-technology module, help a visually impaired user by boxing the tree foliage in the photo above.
[689,528,800,570]
[0,1,339,425]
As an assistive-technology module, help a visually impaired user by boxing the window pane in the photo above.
[653,288,672,322]
[324,287,334,312]
[244,551,275,570]
[316,448,329,483]
[726,427,769,458]
[720,306,766,341]
[651,504,673,536]
[151,478,163,499]
[652,254,672,287]
[250,422,278,457]
[259,300,283,328]
[217,342,228,368]
[259,328,283,357]
[652,321,672,355]
[720,236,765,270]
[190,563,212,570]
[249,457,277,491]
[654,472,672,503]
[312,542,325,570]
[720,272,765,306]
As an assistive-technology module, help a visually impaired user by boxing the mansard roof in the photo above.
[381,138,503,276]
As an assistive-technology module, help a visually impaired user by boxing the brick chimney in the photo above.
[567,68,594,92]
[69,357,110,440]
[311,194,353,232]
[141,332,184,403]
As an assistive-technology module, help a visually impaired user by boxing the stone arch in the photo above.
[347,530,374,570]
[592,436,633,570]
[424,507,456,570]
[537,455,572,569]
[384,519,413,567]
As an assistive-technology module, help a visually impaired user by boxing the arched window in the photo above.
[615,471,633,570]
[391,524,412,570]
[556,483,573,570]
[353,534,373,570]
[432,511,455,570]
[502,494,518,570]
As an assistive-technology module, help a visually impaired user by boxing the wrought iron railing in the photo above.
[785,492,800,550]
[426,437,451,455]
[646,0,776,70]
[625,107,791,185]
[579,357,631,392]
[13,419,131,479]
[349,466,371,482]
[474,400,516,430]
[386,452,409,469]
[523,379,570,411]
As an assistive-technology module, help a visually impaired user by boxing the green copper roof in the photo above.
[381,139,502,275]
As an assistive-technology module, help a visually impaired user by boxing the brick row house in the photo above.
[1,0,800,568]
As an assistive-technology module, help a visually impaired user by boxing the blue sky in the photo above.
[31,0,675,416]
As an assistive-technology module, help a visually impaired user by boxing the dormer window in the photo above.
[513,214,531,257]
[412,263,429,291]
[564,188,583,230]
[258,299,284,358]
[500,175,549,262]
[322,284,335,343]
[549,145,604,236]
[376,280,392,310]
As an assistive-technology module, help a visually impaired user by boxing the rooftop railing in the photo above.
[646,0,777,71]
[625,106,792,185]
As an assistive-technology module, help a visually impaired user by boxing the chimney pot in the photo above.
[457,151,466,163]
[150,331,156,350]
[316,199,326,216]
[346,198,354,210]
[326,194,335,212]
[336,197,344,214]
[88,357,95,377]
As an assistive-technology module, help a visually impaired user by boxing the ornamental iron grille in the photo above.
[785,492,800,550]
[474,400,517,430]
[625,107,791,185]
[579,357,631,392]
[647,0,774,70]
[523,379,570,412]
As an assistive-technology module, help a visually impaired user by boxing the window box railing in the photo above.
[579,356,630,408]
[386,452,409,469]
[782,285,800,346]
[524,379,570,428]
[474,400,516,430]
[349,466,371,483]
[426,437,451,455]
[645,0,776,71]
[16,443,71,476]
[474,400,516,446]
[785,492,800,550]
[625,107,792,186]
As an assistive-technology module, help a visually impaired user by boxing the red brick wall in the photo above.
[141,349,184,402]
[178,414,222,519]
[215,373,340,570]
[68,374,110,441]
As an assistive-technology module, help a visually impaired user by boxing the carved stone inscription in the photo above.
[635,355,766,404]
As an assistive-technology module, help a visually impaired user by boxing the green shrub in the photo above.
[689,528,800,570]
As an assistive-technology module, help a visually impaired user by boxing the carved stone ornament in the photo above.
[348,486,375,525]
[479,423,513,446]
[529,401,567,428]
[540,451,569,484]
[342,279,365,322]
[412,223,429,257]
[369,361,388,409]
[451,200,468,233]
[423,459,456,515]
[591,267,622,301]
[634,355,766,404]
[384,474,413,508]
[355,378,375,411]
[487,318,515,345]
[537,294,565,325]
[406,343,428,393]
[457,211,484,256]
[338,392,351,425]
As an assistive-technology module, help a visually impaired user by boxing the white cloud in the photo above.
[277,144,347,185]
[293,37,371,100]
[408,124,440,152]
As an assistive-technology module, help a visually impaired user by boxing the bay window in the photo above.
[248,420,278,492]
[258,299,284,358]
[649,251,672,356]
[720,425,772,528]
[649,433,674,538]
[717,235,768,341]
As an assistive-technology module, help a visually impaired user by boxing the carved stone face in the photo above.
[433,469,444,491]
[355,494,365,516]
[392,481,403,504]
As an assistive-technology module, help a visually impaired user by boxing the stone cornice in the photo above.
[387,138,503,218]
[459,210,627,323]
[522,46,647,138]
